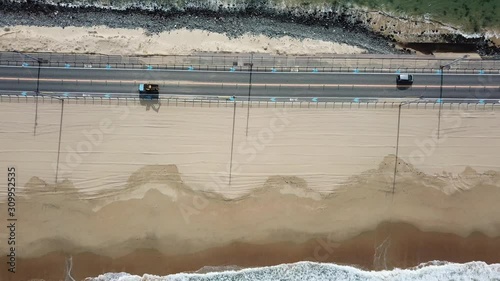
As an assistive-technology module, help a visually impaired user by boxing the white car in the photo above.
[396,74,414,84]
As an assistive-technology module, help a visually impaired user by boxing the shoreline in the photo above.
[1,1,500,56]
[1,222,499,281]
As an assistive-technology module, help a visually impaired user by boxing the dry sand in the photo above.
[0,99,499,280]
[0,25,366,56]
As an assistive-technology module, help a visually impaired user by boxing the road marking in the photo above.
[4,91,498,103]
[1,77,498,89]
[2,65,499,76]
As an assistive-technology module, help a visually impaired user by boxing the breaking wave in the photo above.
[86,261,500,281]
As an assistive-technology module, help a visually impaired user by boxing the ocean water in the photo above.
[86,261,500,281]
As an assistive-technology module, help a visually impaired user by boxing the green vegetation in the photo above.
[51,0,500,31]
[290,0,500,31]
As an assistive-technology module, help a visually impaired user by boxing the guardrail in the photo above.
[1,51,499,73]
[2,60,500,74]
[2,94,498,111]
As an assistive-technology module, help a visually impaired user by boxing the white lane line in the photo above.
[0,65,498,76]
[1,76,499,89]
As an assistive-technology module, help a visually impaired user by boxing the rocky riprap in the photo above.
[0,0,405,54]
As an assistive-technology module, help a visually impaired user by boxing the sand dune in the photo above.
[0,99,499,280]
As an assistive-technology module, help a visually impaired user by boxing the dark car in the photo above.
[139,83,159,100]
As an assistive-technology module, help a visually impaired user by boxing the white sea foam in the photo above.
[85,261,500,281]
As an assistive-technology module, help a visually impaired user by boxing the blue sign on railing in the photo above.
[188,66,194,71]
[104,94,111,98]
[65,64,71,68]
[395,69,400,74]
[353,68,359,73]
[436,98,442,103]
[479,70,485,75]
[63,93,69,97]
[312,68,318,73]
[270,97,276,102]
[229,67,235,72]
[353,98,360,103]
[478,99,485,104]
[106,65,112,69]
[146,65,153,70]
[271,68,277,73]
[21,92,27,96]
[229,96,235,101]
[312,97,318,102]
[436,69,442,74]
[22,62,29,67]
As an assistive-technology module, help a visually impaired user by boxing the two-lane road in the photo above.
[0,66,499,99]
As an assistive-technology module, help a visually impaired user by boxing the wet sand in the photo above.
[0,99,499,280]
[2,222,500,281]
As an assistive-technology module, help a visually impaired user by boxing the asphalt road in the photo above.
[1,66,499,100]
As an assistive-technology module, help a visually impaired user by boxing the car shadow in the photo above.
[396,84,412,90]
[140,98,161,112]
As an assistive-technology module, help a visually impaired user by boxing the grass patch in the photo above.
[285,0,500,31]
[355,0,500,31]
[291,0,500,32]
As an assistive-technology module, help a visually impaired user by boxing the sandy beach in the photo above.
[0,25,366,56]
[0,99,499,280]
[1,0,500,279]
